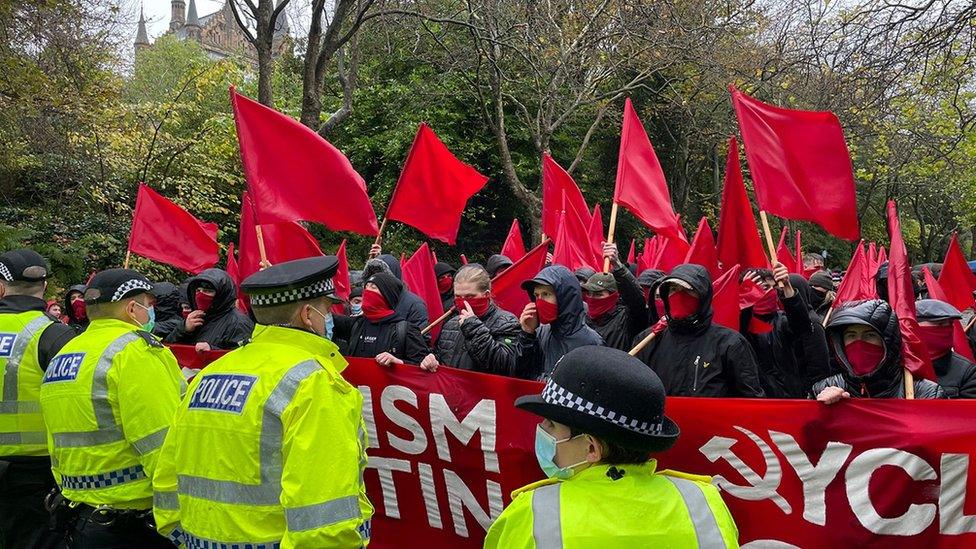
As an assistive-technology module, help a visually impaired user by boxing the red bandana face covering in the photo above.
[918,324,954,360]
[455,296,491,317]
[584,293,619,319]
[535,299,559,324]
[667,291,699,319]
[195,291,215,312]
[845,339,885,376]
[362,290,395,322]
[752,291,779,316]
[438,276,454,294]
[71,300,87,321]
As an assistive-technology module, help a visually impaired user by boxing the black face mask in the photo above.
[809,288,827,308]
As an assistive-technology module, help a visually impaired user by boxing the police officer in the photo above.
[39,268,185,548]
[485,345,739,548]
[0,249,77,547]
[153,256,373,547]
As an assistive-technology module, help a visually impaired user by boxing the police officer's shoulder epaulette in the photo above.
[658,469,712,484]
[134,330,165,349]
[510,477,560,500]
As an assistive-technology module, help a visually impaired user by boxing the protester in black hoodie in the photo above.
[421,264,520,375]
[362,254,429,333]
[915,299,976,399]
[514,265,603,380]
[582,242,648,352]
[633,264,765,397]
[740,265,832,398]
[63,284,88,331]
[334,272,429,365]
[150,281,183,340]
[164,268,254,350]
[485,254,513,278]
[638,268,667,322]
[813,299,944,402]
[435,261,456,311]
[807,271,836,322]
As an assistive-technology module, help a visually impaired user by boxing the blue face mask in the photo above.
[351,302,362,316]
[535,424,589,480]
[325,313,334,341]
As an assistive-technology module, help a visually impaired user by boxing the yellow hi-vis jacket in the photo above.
[484,461,739,549]
[0,310,53,457]
[153,325,373,549]
[39,318,185,509]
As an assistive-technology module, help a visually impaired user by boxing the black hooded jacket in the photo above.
[151,282,183,339]
[378,254,430,333]
[914,299,976,399]
[164,269,254,350]
[63,284,89,330]
[486,255,513,278]
[741,274,833,398]
[334,272,429,364]
[633,264,765,397]
[812,300,944,398]
[433,303,520,375]
[585,264,648,352]
[514,265,603,380]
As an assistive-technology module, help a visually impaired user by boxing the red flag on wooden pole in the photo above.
[128,183,219,274]
[238,192,324,281]
[938,233,976,312]
[833,242,876,309]
[712,265,742,330]
[402,243,445,340]
[775,227,796,271]
[684,217,720,278]
[501,219,526,261]
[716,137,767,271]
[492,240,550,315]
[542,153,591,238]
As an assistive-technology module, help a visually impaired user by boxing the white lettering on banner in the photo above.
[368,457,412,519]
[418,463,443,529]
[429,394,499,473]
[444,469,503,538]
[846,448,937,535]
[380,385,427,454]
[700,426,976,537]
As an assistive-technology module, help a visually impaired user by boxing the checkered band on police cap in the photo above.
[0,262,12,282]
[112,279,155,302]
[249,278,335,307]
[540,379,665,436]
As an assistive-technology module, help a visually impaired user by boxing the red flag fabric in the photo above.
[833,242,876,308]
[613,98,684,241]
[716,137,768,271]
[921,267,976,362]
[402,243,445,340]
[460,255,469,265]
[552,208,596,271]
[878,246,887,265]
[587,203,605,268]
[230,88,378,236]
[541,153,591,238]
[712,265,742,329]
[385,123,488,245]
[684,217,720,278]
[731,86,859,240]
[626,239,636,266]
[128,183,219,274]
[867,242,879,276]
[652,235,691,273]
[638,238,658,273]
[794,230,803,274]
[225,243,239,285]
[886,201,936,381]
[938,233,976,312]
[775,227,796,271]
[500,219,526,261]
[238,192,324,281]
[492,241,550,315]
[331,239,351,316]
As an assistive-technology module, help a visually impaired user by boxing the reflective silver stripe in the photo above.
[52,427,124,447]
[666,476,727,548]
[176,360,322,507]
[2,315,53,403]
[154,490,179,510]
[183,532,280,549]
[91,333,140,429]
[0,431,45,445]
[132,427,167,455]
[285,495,360,532]
[0,400,40,413]
[531,484,563,548]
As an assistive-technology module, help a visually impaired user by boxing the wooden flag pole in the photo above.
[255,225,270,269]
[373,218,388,249]
[603,202,620,272]
[123,251,131,270]
[965,314,976,333]
[421,307,456,335]
[821,306,833,328]
[904,371,915,399]
[758,210,786,289]
[628,330,658,356]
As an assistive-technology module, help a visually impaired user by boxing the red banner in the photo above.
[170,346,976,547]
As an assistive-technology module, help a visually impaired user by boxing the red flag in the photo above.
[542,153,591,238]
[833,242,876,308]
[886,201,936,381]
[128,183,219,274]
[775,227,796,271]
[460,255,469,265]
[938,233,976,312]
[238,192,324,281]
[653,235,691,273]
[334,239,350,300]
[613,98,684,241]
[402,242,445,340]
[230,88,378,236]
[867,242,878,276]
[225,243,239,285]
[731,86,859,240]
[922,267,976,362]
[716,137,767,271]
[552,207,596,271]
[684,217,720,278]
[878,246,887,265]
[385,123,488,245]
[712,265,742,329]
[492,240,550,315]
[501,219,526,261]
[794,230,803,274]
[626,239,636,265]
[638,238,657,273]
[588,203,605,268]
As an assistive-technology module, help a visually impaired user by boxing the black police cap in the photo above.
[242,256,339,307]
[84,269,154,304]
[0,249,49,283]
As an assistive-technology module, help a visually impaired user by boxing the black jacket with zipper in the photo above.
[585,264,648,352]
[164,269,254,350]
[334,272,429,364]
[433,303,520,375]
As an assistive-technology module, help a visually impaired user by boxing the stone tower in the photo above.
[170,0,186,31]
[184,0,201,41]
[134,5,150,56]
